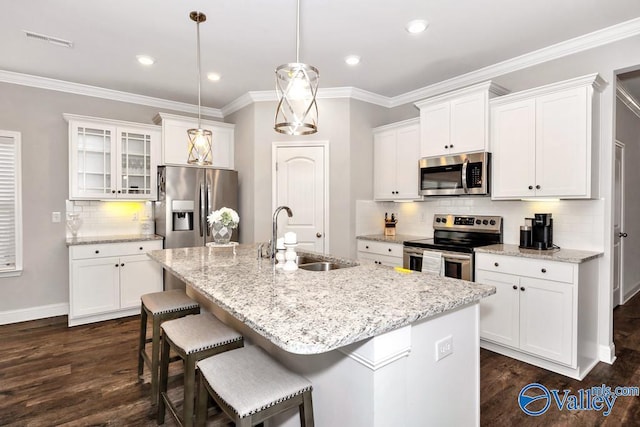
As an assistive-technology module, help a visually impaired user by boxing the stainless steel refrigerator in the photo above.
[155,166,238,290]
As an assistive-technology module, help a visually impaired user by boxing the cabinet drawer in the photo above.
[70,240,163,260]
[357,240,403,257]
[357,252,403,267]
[476,253,574,283]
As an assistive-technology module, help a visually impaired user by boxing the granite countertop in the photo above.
[475,244,603,264]
[148,244,495,355]
[66,234,164,247]
[357,234,429,244]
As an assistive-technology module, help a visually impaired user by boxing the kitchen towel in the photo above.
[422,251,443,276]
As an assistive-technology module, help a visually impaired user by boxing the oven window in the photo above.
[444,259,462,279]
[421,165,462,190]
[409,254,423,272]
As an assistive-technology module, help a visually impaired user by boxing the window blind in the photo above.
[0,131,22,275]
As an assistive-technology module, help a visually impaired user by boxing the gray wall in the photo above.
[616,96,640,301]
[0,81,196,315]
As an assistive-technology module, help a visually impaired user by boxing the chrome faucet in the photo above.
[271,206,293,260]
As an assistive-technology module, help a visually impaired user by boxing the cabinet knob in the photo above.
[95,250,100,254]
[139,246,144,250]
[120,263,124,267]
[450,144,454,148]
[541,268,547,273]
[512,285,518,290]
[366,245,369,249]
[115,264,119,267]
[528,185,533,190]
[494,262,499,267]
[117,190,122,194]
[444,145,449,149]
[520,286,525,292]
[112,190,116,194]
[388,248,392,252]
[536,185,541,190]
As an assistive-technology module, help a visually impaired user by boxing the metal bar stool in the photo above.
[157,312,244,427]
[195,345,314,427]
[137,289,200,404]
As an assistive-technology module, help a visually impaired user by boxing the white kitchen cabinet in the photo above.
[373,119,420,201]
[65,114,160,200]
[475,252,598,379]
[490,74,605,199]
[153,112,234,169]
[357,240,403,267]
[69,240,163,326]
[415,81,508,158]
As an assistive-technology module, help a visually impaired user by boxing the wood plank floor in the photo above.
[1,292,639,426]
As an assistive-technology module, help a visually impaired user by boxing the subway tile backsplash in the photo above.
[65,200,153,238]
[356,197,604,251]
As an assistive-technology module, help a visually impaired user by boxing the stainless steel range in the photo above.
[403,214,503,281]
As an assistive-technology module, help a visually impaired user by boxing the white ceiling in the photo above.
[2,0,640,110]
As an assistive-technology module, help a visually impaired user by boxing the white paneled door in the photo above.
[274,144,327,253]
[613,141,625,307]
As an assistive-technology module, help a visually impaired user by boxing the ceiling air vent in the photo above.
[23,30,73,48]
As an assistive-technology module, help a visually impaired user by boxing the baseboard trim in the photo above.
[598,342,617,364]
[0,303,69,325]
[622,282,640,304]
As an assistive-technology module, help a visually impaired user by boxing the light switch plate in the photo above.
[52,212,61,223]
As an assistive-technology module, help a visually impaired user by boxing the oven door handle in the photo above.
[442,253,472,262]
[461,158,470,194]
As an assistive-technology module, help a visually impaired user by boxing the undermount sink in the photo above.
[298,262,345,271]
[295,254,356,271]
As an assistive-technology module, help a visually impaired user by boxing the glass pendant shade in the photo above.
[187,127,212,165]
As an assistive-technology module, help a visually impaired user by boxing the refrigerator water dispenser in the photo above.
[172,200,194,231]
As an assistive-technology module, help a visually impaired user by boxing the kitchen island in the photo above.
[148,244,495,426]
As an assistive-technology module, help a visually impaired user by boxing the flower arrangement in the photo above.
[208,207,240,228]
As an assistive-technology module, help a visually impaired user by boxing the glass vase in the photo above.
[212,222,233,244]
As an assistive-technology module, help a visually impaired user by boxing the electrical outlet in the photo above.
[132,212,139,221]
[52,212,61,223]
[435,335,453,361]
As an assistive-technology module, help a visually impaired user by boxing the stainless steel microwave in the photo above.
[419,151,490,196]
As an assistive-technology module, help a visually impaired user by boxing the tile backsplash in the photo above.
[65,200,154,238]
[356,197,604,251]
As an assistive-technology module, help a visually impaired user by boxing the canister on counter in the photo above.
[519,225,532,248]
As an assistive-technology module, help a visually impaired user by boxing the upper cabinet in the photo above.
[415,81,509,158]
[65,114,160,200]
[373,118,421,201]
[153,113,234,169]
[490,74,606,200]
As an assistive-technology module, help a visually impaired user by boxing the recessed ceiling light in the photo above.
[136,55,155,66]
[405,19,429,34]
[207,72,221,81]
[345,55,361,66]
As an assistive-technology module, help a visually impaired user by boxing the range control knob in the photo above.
[435,218,441,223]
[441,218,447,224]
[489,219,496,226]
[482,219,489,225]
[476,219,481,225]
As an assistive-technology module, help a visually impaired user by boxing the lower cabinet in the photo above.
[69,240,163,326]
[357,240,403,267]
[475,252,598,379]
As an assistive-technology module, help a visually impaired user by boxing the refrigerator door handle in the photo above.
[206,182,212,236]
[199,182,205,237]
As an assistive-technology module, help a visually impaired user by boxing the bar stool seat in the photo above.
[196,346,314,427]
[158,312,244,427]
[137,290,200,404]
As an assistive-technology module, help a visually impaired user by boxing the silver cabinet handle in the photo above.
[316,232,322,238]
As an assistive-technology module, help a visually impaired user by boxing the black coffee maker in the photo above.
[531,213,553,250]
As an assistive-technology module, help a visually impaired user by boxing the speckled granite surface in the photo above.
[148,244,495,355]
[66,234,164,246]
[357,234,429,244]
[475,244,602,263]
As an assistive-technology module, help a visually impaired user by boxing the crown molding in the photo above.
[389,17,640,108]
[0,69,224,119]
[616,80,640,119]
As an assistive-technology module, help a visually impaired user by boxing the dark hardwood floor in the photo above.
[1,292,639,426]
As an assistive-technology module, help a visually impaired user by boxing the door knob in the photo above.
[619,232,628,238]
[316,232,322,238]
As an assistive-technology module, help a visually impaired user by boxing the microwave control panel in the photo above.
[467,162,483,187]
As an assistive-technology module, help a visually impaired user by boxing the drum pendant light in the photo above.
[187,11,213,165]
[274,0,319,135]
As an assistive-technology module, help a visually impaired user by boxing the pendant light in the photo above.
[187,11,213,165]
[274,0,319,135]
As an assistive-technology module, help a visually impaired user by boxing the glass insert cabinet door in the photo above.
[118,129,153,198]
[72,125,115,198]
